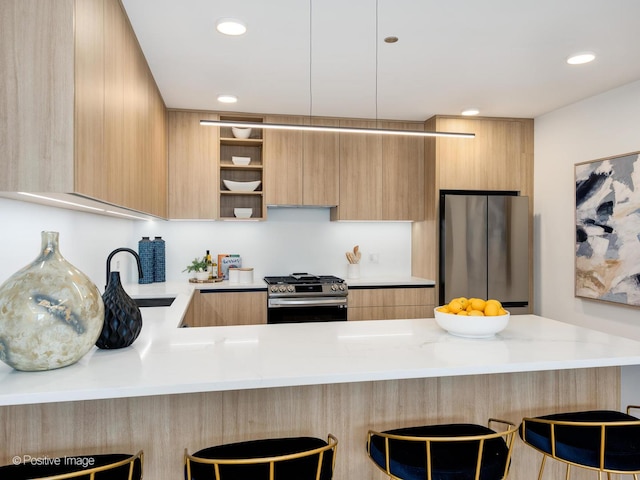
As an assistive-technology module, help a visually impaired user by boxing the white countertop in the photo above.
[2,279,640,406]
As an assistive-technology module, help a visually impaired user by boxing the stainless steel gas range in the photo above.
[263,273,348,324]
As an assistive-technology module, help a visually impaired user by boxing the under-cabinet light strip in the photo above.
[200,119,475,138]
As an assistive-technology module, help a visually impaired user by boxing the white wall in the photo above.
[534,79,640,407]
[0,198,135,289]
[0,200,412,289]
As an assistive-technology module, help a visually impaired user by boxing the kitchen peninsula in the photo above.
[1,283,639,480]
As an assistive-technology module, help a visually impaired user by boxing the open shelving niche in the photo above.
[218,115,264,220]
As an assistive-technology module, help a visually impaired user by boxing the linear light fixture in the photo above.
[200,119,475,138]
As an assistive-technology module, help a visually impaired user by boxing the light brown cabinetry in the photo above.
[411,115,534,308]
[168,110,219,219]
[348,287,435,320]
[331,120,425,221]
[264,116,340,207]
[187,290,267,327]
[1,0,167,218]
[332,119,383,220]
[219,116,265,219]
[381,121,425,221]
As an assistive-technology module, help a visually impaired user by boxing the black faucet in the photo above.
[106,248,144,289]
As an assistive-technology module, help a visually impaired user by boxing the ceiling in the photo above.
[121,0,640,122]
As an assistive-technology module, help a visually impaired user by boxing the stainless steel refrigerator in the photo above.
[439,192,530,314]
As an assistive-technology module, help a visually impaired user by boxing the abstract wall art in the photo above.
[575,151,640,307]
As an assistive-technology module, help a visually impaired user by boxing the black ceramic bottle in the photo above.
[97,248,144,349]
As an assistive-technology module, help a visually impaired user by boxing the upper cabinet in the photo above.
[331,119,425,221]
[381,121,425,221]
[168,110,219,219]
[331,119,383,220]
[264,116,339,207]
[0,0,167,218]
[428,116,534,192]
[264,115,304,206]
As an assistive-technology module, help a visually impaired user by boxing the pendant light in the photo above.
[202,1,474,139]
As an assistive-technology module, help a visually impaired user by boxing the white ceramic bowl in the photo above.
[234,208,253,218]
[232,156,251,165]
[434,307,509,338]
[223,179,261,192]
[231,126,252,139]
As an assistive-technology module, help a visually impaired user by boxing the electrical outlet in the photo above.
[369,253,379,264]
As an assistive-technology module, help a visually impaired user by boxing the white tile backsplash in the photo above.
[1,200,412,289]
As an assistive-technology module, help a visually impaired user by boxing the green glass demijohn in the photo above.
[0,231,104,371]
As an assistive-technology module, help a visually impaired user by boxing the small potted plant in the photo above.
[183,257,209,281]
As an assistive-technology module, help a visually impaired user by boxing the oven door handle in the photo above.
[268,297,348,308]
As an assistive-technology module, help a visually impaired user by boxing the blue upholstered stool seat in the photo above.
[367,423,515,480]
[0,452,143,480]
[186,436,337,480]
[520,410,640,472]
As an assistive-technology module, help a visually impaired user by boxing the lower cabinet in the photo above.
[187,290,267,327]
[348,287,435,321]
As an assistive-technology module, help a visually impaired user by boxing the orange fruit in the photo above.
[447,299,463,314]
[468,309,485,316]
[498,308,508,315]
[484,303,500,316]
[456,310,469,316]
[470,298,486,311]
[457,297,469,310]
[486,299,502,309]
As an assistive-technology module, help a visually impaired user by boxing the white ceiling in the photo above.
[121,0,640,121]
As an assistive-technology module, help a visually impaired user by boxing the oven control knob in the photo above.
[331,284,337,291]
[339,284,346,291]
[279,285,287,292]
[287,285,295,292]
[270,286,278,293]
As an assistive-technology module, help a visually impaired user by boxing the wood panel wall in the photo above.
[0,367,618,480]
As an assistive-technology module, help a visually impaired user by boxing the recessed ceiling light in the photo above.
[217,94,238,104]
[461,108,480,116]
[567,52,596,65]
[216,18,247,36]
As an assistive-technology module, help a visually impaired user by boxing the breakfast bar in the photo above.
[1,286,640,479]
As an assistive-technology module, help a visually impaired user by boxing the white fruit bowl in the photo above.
[434,307,509,338]
[223,180,261,192]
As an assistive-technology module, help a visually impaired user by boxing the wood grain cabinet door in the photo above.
[381,121,425,221]
[190,290,267,327]
[303,118,340,206]
[168,110,219,219]
[264,115,304,206]
[333,119,383,220]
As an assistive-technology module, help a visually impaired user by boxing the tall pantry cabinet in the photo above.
[0,0,168,218]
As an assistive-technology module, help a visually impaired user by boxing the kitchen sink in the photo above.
[134,297,176,308]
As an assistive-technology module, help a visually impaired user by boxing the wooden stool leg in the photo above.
[565,463,571,480]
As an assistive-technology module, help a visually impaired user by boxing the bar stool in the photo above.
[520,405,640,479]
[366,418,518,480]
[0,450,143,480]
[184,434,338,480]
